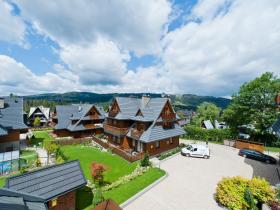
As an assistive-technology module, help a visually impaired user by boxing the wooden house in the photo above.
[0,160,86,210]
[104,96,185,156]
[28,106,50,126]
[53,104,105,138]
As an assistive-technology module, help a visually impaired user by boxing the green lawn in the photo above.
[30,131,53,146]
[61,145,138,183]
[0,176,6,187]
[76,167,166,210]
[20,150,38,167]
[265,146,280,152]
[103,167,165,204]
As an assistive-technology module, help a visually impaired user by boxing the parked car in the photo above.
[238,149,277,164]
[181,144,210,159]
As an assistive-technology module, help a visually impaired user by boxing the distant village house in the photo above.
[28,106,50,126]
[53,104,105,138]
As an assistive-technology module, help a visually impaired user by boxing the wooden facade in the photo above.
[235,139,264,153]
[0,130,20,153]
[48,191,76,210]
[54,105,104,138]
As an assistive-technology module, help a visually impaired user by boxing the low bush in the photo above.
[249,177,275,203]
[140,153,150,167]
[184,125,236,142]
[215,176,275,210]
[158,147,181,160]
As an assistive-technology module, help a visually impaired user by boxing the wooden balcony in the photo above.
[92,136,144,162]
[104,123,128,136]
[130,129,144,139]
[108,110,118,117]
[162,113,176,121]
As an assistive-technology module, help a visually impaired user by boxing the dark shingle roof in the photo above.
[55,104,105,131]
[0,188,46,210]
[113,97,169,121]
[127,124,185,143]
[5,160,87,201]
[0,97,27,135]
[112,97,185,142]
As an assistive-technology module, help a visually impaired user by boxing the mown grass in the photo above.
[60,145,138,183]
[20,150,38,167]
[30,131,53,146]
[103,167,165,204]
[265,146,280,153]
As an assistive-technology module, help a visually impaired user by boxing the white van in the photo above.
[181,144,210,159]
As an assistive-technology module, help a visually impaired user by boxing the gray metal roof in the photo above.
[0,97,27,135]
[55,104,105,132]
[203,120,214,129]
[113,97,169,121]
[112,97,185,142]
[0,188,46,210]
[133,124,185,143]
[271,118,280,138]
[6,160,87,201]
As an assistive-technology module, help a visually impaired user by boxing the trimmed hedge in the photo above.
[183,125,236,142]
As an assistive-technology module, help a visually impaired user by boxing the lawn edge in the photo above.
[119,169,168,208]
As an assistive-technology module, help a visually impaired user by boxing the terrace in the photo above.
[104,123,129,136]
[92,136,144,162]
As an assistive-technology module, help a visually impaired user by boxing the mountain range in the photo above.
[23,92,231,111]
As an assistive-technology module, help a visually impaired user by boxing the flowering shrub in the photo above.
[91,162,106,186]
[215,176,275,210]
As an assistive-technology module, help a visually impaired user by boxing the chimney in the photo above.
[141,94,150,106]
[0,98,4,109]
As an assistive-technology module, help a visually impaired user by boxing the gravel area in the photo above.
[124,141,280,210]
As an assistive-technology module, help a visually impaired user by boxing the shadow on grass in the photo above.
[30,137,44,146]
[76,186,93,210]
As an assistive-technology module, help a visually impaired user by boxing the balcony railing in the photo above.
[130,129,144,139]
[104,123,128,136]
[162,113,176,120]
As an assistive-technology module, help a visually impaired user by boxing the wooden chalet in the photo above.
[0,97,27,174]
[0,160,86,210]
[53,104,105,138]
[28,106,50,126]
[104,95,185,156]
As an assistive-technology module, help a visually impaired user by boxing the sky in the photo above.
[0,0,280,97]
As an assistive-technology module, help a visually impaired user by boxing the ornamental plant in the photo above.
[91,162,106,186]
[215,176,275,210]
[140,153,150,167]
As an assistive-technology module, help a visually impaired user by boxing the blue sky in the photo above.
[0,0,279,96]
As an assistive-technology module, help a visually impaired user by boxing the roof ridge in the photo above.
[7,160,80,182]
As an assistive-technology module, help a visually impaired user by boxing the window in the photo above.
[170,138,173,144]
[193,148,197,152]
[156,141,160,148]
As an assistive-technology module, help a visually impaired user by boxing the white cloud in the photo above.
[1,0,280,96]
[159,0,280,96]
[0,1,26,45]
[0,55,80,95]
[13,0,172,56]
[59,38,130,85]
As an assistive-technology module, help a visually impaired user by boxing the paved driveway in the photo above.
[124,142,280,210]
